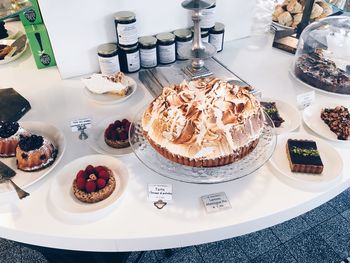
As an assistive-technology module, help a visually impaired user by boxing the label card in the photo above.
[201,192,231,213]
[296,91,315,109]
[148,184,173,202]
[70,118,92,132]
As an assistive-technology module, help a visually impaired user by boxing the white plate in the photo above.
[303,103,350,143]
[0,121,66,194]
[0,38,27,65]
[289,63,350,98]
[260,98,301,135]
[87,116,133,156]
[83,76,137,105]
[270,132,343,191]
[49,155,129,221]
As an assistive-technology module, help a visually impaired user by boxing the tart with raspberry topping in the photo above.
[104,119,131,149]
[72,164,116,203]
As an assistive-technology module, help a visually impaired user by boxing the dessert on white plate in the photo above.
[82,72,132,96]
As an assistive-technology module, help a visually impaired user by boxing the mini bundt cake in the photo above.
[16,134,57,172]
[0,121,28,157]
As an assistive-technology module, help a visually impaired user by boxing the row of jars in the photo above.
[98,10,224,75]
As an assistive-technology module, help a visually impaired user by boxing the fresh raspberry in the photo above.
[124,122,131,131]
[95,165,107,174]
[96,178,106,189]
[76,177,86,190]
[110,130,119,140]
[119,130,128,140]
[85,165,95,175]
[76,170,86,180]
[108,124,114,130]
[85,181,96,193]
[114,120,122,128]
[98,170,110,180]
[104,127,112,138]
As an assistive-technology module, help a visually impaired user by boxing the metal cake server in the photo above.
[0,161,29,199]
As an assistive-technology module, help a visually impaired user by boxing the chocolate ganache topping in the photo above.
[0,121,20,138]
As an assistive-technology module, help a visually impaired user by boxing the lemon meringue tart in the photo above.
[141,77,266,167]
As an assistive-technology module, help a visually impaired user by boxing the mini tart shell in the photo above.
[104,137,130,149]
[143,131,259,167]
[72,169,116,203]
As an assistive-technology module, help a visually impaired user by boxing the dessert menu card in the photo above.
[0,88,31,121]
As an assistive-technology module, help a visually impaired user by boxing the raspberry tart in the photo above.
[72,165,116,203]
[104,119,131,148]
[16,134,57,172]
[0,121,28,157]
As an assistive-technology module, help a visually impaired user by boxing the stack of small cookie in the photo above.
[272,0,332,28]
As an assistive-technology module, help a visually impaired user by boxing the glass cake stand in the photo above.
[129,109,277,184]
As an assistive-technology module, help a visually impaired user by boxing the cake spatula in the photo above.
[0,161,30,199]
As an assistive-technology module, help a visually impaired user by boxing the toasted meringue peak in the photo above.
[142,77,265,160]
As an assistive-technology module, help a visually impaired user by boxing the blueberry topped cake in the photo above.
[286,139,324,174]
[16,134,57,172]
[321,106,350,140]
[142,77,266,167]
[294,49,350,95]
[0,121,28,157]
[260,101,285,128]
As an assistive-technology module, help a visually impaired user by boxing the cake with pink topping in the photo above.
[141,77,265,167]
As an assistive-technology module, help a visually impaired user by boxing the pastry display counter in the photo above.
[0,22,349,252]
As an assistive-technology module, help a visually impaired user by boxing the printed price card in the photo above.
[70,118,92,132]
[297,91,315,110]
[201,192,231,213]
[148,184,173,202]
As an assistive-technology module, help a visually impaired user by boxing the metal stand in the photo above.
[179,0,216,79]
[77,124,88,140]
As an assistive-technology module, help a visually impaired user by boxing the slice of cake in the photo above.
[321,106,350,140]
[286,139,323,174]
[260,101,285,128]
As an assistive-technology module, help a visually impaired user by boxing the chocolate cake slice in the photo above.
[261,101,285,127]
[286,139,324,174]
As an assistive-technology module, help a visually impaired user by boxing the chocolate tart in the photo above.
[286,139,323,174]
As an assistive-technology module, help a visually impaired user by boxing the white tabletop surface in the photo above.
[0,24,349,252]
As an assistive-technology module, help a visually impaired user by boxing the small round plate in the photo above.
[49,154,129,222]
[289,63,350,98]
[0,38,27,65]
[83,76,137,105]
[0,121,66,194]
[303,103,350,143]
[87,116,133,156]
[260,98,301,135]
[270,132,343,191]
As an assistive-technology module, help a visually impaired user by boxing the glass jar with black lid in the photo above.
[139,36,158,69]
[200,2,216,30]
[118,43,140,73]
[209,22,225,52]
[156,32,176,65]
[174,29,192,60]
[97,43,120,76]
[191,27,209,43]
[114,11,138,47]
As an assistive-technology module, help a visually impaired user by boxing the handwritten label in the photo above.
[201,192,231,213]
[70,118,92,132]
[297,91,315,110]
[148,184,172,202]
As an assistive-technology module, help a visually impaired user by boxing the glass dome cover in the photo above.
[293,16,350,96]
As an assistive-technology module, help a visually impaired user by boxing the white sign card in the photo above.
[70,118,92,132]
[201,192,231,213]
[296,91,315,110]
[148,184,173,202]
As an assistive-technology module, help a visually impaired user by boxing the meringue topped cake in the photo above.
[142,77,266,167]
